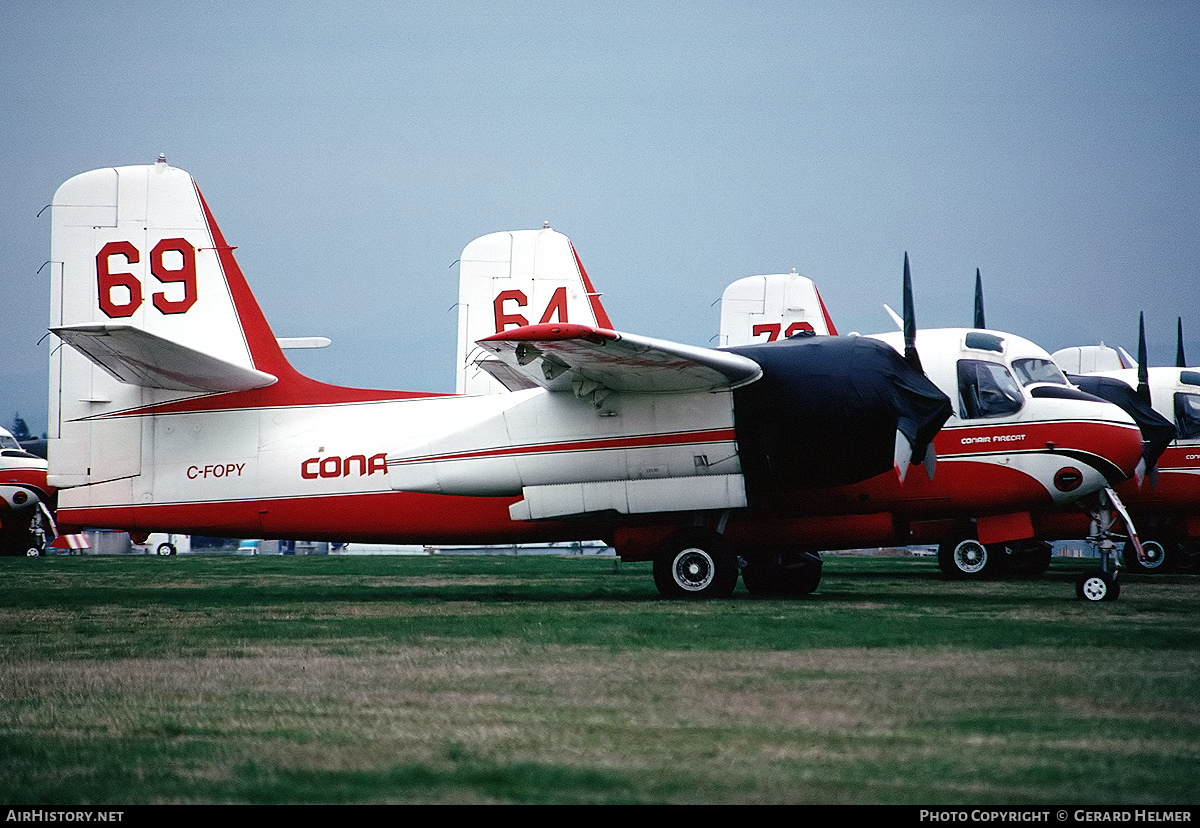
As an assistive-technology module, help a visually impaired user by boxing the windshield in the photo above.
[1176,393,1200,440]
[1012,358,1069,387]
[0,434,20,451]
[958,359,1025,419]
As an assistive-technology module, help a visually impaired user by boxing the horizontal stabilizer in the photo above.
[477,358,541,392]
[52,324,277,393]
[478,323,762,395]
[277,337,331,349]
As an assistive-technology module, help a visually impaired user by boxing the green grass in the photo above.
[1,553,1198,804]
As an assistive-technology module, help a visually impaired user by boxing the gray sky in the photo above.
[3,1,1198,435]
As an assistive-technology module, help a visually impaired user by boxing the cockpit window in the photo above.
[958,359,1024,419]
[1012,358,1069,387]
[1175,393,1200,440]
[963,331,1005,353]
[0,434,20,451]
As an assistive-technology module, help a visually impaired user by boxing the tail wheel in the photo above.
[1076,570,1120,602]
[653,528,739,599]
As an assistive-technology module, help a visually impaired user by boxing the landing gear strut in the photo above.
[1078,489,1134,602]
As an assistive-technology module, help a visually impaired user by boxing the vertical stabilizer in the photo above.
[455,228,612,395]
[718,271,837,347]
[47,159,283,488]
[1050,344,1128,374]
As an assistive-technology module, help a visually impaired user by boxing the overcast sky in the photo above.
[3,1,1198,435]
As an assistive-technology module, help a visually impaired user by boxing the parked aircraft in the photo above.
[1052,316,1200,573]
[0,425,54,555]
[452,232,1148,599]
[48,159,967,598]
[658,262,1152,598]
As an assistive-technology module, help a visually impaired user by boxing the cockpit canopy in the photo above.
[957,359,1024,419]
[1012,358,1069,387]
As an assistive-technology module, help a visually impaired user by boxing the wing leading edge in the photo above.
[477,323,763,400]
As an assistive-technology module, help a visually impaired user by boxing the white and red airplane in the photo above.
[1052,318,1200,573]
[46,159,959,598]
[452,233,1149,598]
[0,425,55,556]
[569,262,1150,599]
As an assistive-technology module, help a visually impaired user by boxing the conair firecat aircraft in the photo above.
[48,158,957,598]
[1052,316,1200,574]
[452,231,1146,598]
[706,266,1151,599]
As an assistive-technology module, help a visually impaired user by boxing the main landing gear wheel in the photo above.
[741,551,823,597]
[1076,570,1120,602]
[653,528,739,599]
[938,538,998,579]
[156,542,176,556]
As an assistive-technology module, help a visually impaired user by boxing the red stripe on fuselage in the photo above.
[388,428,737,467]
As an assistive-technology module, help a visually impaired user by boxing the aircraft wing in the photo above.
[52,324,278,393]
[477,323,763,396]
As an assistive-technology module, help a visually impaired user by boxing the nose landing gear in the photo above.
[1077,489,1137,602]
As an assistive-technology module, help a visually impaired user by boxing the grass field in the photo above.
[1,552,1198,805]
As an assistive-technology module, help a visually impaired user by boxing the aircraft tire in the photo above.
[1123,539,1173,574]
[1076,571,1120,602]
[156,543,176,556]
[653,529,738,599]
[741,551,822,597]
[938,538,999,580]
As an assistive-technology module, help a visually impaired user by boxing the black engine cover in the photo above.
[729,336,951,497]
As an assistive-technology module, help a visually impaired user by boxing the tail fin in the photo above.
[717,271,837,347]
[1050,344,1127,375]
[47,159,298,487]
[455,227,613,395]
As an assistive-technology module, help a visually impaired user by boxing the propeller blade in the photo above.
[1177,317,1187,368]
[902,252,922,374]
[882,303,904,331]
[894,430,911,483]
[973,268,985,329]
[1136,312,1151,405]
